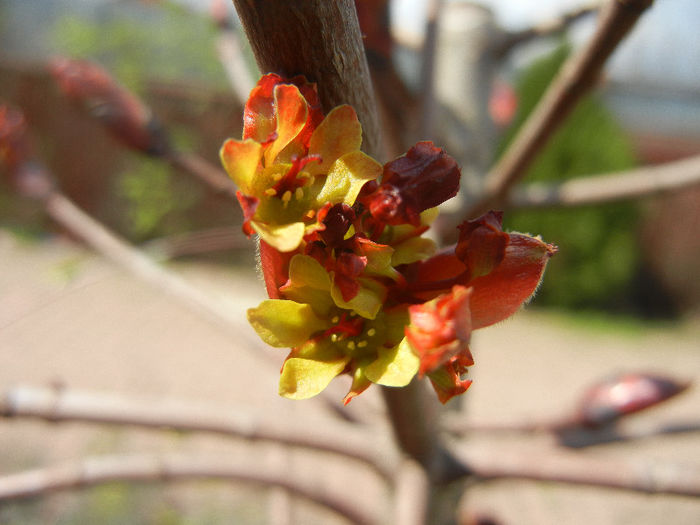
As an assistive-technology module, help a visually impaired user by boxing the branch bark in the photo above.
[231,0,383,159]
[0,385,394,480]
[494,2,600,56]
[457,447,700,497]
[469,0,654,217]
[508,154,700,209]
[0,454,377,525]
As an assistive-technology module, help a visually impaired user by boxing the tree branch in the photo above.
[232,0,383,159]
[0,454,377,525]
[494,2,600,56]
[469,0,654,217]
[0,385,394,480]
[508,154,700,209]
[457,447,700,497]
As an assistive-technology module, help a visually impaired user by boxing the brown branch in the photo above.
[469,0,654,217]
[0,385,395,480]
[215,26,257,104]
[0,454,378,525]
[508,154,700,209]
[231,0,383,159]
[494,2,601,56]
[165,151,238,199]
[457,447,700,497]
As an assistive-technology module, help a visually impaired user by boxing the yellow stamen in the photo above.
[306,210,316,219]
[264,188,277,196]
[347,341,356,350]
[357,340,368,348]
[282,190,292,207]
[331,334,338,342]
[295,187,304,200]
[273,172,283,181]
[331,316,340,324]
[367,328,376,337]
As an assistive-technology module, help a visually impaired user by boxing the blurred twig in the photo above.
[508,154,700,209]
[0,454,377,525]
[458,447,700,497]
[494,2,600,56]
[418,0,443,140]
[0,385,394,479]
[469,0,654,217]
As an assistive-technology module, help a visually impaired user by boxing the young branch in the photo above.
[494,2,600,56]
[457,447,700,497]
[469,0,654,217]
[0,385,394,480]
[232,0,383,159]
[418,0,444,140]
[0,454,378,525]
[508,154,700,209]
[166,151,238,199]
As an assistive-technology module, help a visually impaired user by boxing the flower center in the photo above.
[322,311,380,357]
[264,154,320,207]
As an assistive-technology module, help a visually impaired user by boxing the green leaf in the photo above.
[314,151,382,207]
[247,300,327,348]
[364,338,419,386]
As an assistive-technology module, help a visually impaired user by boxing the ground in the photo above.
[1,229,699,524]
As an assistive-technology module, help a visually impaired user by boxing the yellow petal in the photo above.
[279,341,350,399]
[364,338,419,386]
[314,151,382,207]
[330,277,386,320]
[251,221,306,253]
[307,105,362,176]
[219,139,263,194]
[247,300,328,348]
[391,237,437,266]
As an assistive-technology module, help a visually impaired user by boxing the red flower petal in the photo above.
[235,190,259,237]
[259,239,294,300]
[456,211,508,280]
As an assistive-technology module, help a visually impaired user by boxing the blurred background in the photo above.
[1,0,699,523]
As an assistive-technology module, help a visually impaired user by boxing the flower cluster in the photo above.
[221,74,556,404]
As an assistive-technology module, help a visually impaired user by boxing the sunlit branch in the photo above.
[456,447,700,497]
[494,2,600,56]
[469,0,654,217]
[0,385,394,480]
[0,454,378,525]
[508,154,700,209]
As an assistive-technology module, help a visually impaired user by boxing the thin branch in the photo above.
[0,385,395,480]
[166,151,238,199]
[469,0,654,217]
[215,26,257,104]
[393,459,430,525]
[508,154,700,209]
[494,2,600,56]
[457,447,700,497]
[418,0,443,139]
[0,454,378,525]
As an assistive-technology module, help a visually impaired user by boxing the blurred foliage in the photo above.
[51,2,227,93]
[49,1,227,242]
[498,43,640,312]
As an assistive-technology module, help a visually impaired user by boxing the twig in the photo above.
[418,0,443,140]
[166,151,238,199]
[469,0,654,217]
[393,459,430,525]
[494,2,600,56]
[508,154,700,209]
[215,26,257,104]
[458,447,700,497]
[0,385,395,480]
[0,454,378,525]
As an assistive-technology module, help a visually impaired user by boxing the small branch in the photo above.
[0,385,394,480]
[232,0,383,159]
[508,154,700,209]
[469,0,654,217]
[393,459,430,525]
[495,2,600,56]
[166,151,238,199]
[418,0,443,140]
[458,447,700,497]
[215,26,257,104]
[0,454,378,525]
